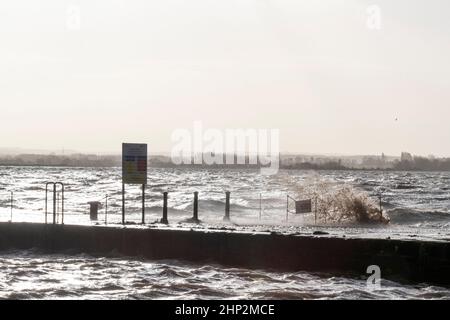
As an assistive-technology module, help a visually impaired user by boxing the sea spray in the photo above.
[287,174,389,224]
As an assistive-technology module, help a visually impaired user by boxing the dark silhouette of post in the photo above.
[105,195,108,225]
[122,183,125,225]
[224,191,230,221]
[142,184,145,225]
[161,192,169,224]
[379,193,383,221]
[259,193,262,220]
[193,191,199,222]
[10,191,13,222]
[53,184,57,225]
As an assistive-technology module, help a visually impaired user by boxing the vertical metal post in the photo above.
[105,195,108,225]
[142,184,146,225]
[224,191,230,221]
[10,191,13,222]
[161,192,168,224]
[193,191,199,222]
[315,197,318,225]
[56,191,60,224]
[45,186,48,224]
[53,184,57,225]
[122,183,125,225]
[259,193,262,220]
[61,184,64,225]
[286,195,289,222]
[379,193,383,221]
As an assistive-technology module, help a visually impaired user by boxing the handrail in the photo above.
[45,182,65,225]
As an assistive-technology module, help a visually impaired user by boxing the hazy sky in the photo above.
[1,0,449,156]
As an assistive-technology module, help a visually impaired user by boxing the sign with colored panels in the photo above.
[122,143,148,184]
[295,199,312,214]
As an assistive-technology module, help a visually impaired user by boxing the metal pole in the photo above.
[56,191,60,224]
[53,184,56,225]
[10,191,13,222]
[193,191,199,222]
[224,191,230,221]
[286,195,289,222]
[142,184,145,225]
[122,183,125,225]
[161,192,168,224]
[45,185,48,224]
[105,195,108,225]
[259,193,262,220]
[61,184,64,225]
[379,193,383,221]
[315,197,318,225]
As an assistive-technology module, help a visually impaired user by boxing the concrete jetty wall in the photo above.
[0,222,449,286]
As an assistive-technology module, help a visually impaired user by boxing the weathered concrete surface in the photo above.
[0,222,449,286]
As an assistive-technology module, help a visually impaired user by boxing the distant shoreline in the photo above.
[1,152,449,171]
[0,163,449,172]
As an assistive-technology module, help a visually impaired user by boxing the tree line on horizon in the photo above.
[0,153,449,171]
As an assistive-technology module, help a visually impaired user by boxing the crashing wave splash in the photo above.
[289,175,390,224]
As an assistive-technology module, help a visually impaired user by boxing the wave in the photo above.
[394,184,420,190]
[388,208,450,224]
[181,199,249,212]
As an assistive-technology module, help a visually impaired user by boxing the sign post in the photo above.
[122,143,148,225]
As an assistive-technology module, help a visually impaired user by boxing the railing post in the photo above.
[223,191,230,221]
[56,191,60,223]
[259,193,262,220]
[105,195,108,225]
[122,183,125,225]
[53,184,57,225]
[45,184,48,224]
[315,197,318,225]
[286,195,289,222]
[142,184,145,225]
[9,191,13,222]
[193,191,199,222]
[61,183,64,225]
[161,192,168,224]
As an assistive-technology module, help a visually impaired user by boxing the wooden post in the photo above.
[161,192,169,224]
[224,191,230,221]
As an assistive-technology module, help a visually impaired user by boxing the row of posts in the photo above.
[111,191,232,225]
[158,191,230,225]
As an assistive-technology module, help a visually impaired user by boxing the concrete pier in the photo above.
[0,222,449,286]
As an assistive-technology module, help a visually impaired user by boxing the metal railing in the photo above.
[45,182,65,225]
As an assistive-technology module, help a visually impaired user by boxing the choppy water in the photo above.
[1,250,449,300]
[1,167,449,227]
[0,167,449,299]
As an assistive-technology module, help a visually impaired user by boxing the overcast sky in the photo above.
[1,0,449,156]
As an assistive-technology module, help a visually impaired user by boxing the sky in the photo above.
[1,0,450,156]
